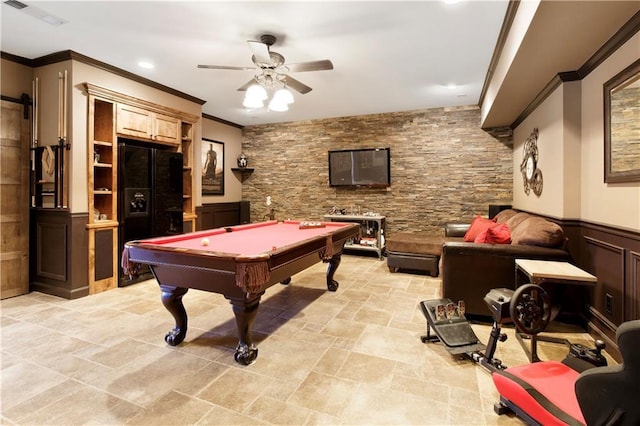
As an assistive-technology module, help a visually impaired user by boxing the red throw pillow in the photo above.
[475,223,511,244]
[464,216,496,242]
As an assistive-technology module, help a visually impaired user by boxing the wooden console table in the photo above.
[514,259,597,362]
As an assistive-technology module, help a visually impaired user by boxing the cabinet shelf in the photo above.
[94,162,112,168]
[94,140,113,147]
[94,190,113,195]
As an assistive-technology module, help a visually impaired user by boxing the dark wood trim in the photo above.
[1,51,33,66]
[196,201,247,231]
[478,0,520,108]
[202,112,243,129]
[511,72,580,130]
[630,250,640,320]
[510,11,640,130]
[7,49,207,106]
[578,10,640,78]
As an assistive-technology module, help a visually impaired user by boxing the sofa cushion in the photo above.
[510,217,564,248]
[464,216,496,242]
[474,223,511,244]
[506,212,533,231]
[494,209,518,224]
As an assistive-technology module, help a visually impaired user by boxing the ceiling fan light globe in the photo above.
[273,88,294,104]
[243,95,264,109]
[268,98,288,112]
[246,84,268,101]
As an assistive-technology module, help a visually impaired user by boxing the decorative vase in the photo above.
[237,153,248,168]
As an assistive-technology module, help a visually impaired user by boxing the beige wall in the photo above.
[513,81,583,219]
[200,118,243,203]
[581,32,640,230]
[1,58,33,99]
[513,85,564,217]
[514,32,639,230]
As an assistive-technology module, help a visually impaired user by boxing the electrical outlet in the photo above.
[605,293,613,315]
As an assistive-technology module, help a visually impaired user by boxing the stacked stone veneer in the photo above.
[241,105,513,236]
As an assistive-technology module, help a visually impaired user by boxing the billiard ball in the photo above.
[201,238,209,246]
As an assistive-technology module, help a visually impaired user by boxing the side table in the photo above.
[514,259,597,362]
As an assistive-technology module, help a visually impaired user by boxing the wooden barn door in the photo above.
[1,100,30,299]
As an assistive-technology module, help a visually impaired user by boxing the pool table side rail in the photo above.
[123,222,359,294]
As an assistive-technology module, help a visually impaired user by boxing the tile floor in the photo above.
[1,255,609,425]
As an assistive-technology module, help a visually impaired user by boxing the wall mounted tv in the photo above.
[328,148,391,188]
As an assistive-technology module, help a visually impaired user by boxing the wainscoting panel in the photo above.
[30,209,89,299]
[584,236,625,325]
[196,201,249,230]
[630,250,640,320]
[579,222,640,361]
[36,222,67,280]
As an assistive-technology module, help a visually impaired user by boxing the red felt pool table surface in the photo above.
[149,220,351,256]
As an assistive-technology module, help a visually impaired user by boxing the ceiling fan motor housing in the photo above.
[260,34,277,46]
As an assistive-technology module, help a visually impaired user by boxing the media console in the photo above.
[324,214,386,259]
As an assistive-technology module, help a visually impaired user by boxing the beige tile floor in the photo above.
[1,255,609,425]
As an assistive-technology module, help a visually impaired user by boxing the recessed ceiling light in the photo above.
[138,61,154,69]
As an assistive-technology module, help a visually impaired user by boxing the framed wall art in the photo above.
[201,138,224,195]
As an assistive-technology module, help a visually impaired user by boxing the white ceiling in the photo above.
[1,0,509,127]
[2,1,638,129]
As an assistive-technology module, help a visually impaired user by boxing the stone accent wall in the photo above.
[241,105,512,236]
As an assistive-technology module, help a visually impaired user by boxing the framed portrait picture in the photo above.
[201,138,224,195]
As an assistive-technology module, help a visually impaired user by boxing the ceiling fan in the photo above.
[197,34,333,95]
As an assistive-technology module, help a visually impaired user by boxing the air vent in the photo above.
[4,0,28,9]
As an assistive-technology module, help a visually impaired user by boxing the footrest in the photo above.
[420,299,486,355]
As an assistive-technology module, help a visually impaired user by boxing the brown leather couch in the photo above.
[441,210,571,317]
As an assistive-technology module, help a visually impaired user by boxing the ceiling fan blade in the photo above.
[247,40,272,65]
[286,60,334,72]
[284,75,312,94]
[237,78,258,91]
[198,64,254,71]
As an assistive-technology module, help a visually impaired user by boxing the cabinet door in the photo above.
[116,104,152,139]
[153,113,180,145]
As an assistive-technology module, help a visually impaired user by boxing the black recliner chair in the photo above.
[493,319,640,425]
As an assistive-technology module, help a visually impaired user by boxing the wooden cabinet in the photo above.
[180,121,196,230]
[84,83,199,294]
[87,95,118,294]
[116,104,180,145]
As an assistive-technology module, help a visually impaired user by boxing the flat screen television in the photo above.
[328,148,391,187]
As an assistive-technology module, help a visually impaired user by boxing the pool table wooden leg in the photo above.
[325,253,342,292]
[160,285,189,346]
[227,294,262,365]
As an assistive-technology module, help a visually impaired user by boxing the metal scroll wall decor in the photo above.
[520,128,543,196]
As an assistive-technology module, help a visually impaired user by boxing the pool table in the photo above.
[122,220,359,365]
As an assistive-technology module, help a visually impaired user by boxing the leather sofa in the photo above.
[441,210,571,317]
